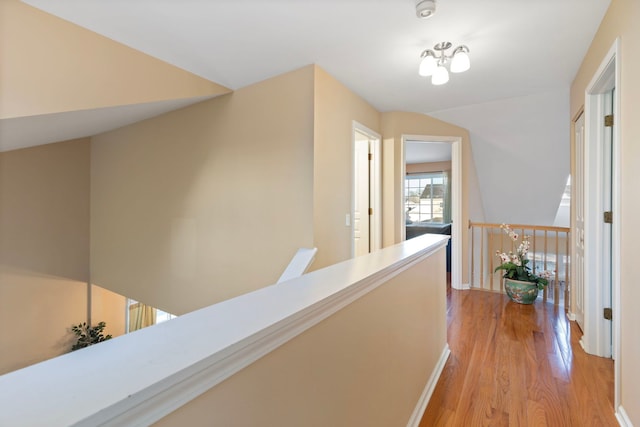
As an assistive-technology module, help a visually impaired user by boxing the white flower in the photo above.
[501,224,519,241]
[539,270,555,279]
[517,240,530,257]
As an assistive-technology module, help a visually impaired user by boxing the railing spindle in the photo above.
[471,225,475,288]
[469,222,570,309]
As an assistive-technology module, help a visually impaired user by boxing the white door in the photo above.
[602,89,614,357]
[353,135,370,257]
[575,112,586,331]
[353,124,382,257]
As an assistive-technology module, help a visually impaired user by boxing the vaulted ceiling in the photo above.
[14,0,612,224]
[22,0,609,113]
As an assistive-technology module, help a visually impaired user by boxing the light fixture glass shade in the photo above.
[418,55,437,76]
[450,51,470,73]
[431,66,449,85]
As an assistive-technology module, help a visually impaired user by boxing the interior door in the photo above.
[575,112,585,331]
[353,135,370,256]
[602,89,614,357]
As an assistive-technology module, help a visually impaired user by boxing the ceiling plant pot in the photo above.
[504,278,539,305]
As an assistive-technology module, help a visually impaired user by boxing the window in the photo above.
[126,299,177,333]
[405,172,447,224]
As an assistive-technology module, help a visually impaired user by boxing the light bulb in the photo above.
[450,51,470,73]
[432,66,449,85]
[419,55,437,77]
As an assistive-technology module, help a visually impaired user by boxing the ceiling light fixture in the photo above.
[415,0,436,18]
[419,42,470,85]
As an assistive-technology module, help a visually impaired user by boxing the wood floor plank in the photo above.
[420,289,618,427]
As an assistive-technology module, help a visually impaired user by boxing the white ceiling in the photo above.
[15,0,611,224]
[405,141,451,164]
[22,0,609,115]
[0,97,214,153]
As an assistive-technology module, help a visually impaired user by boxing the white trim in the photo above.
[0,234,449,427]
[352,121,382,256]
[401,135,463,290]
[616,406,634,427]
[406,344,451,427]
[582,38,621,409]
[451,139,463,290]
[401,138,407,242]
[276,247,318,283]
[371,136,382,251]
[566,312,576,321]
[611,38,622,412]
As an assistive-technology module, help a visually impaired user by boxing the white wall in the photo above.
[430,90,570,226]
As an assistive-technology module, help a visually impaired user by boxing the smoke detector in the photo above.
[415,0,436,18]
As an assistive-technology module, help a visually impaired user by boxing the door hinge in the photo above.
[368,153,372,161]
[604,307,612,320]
[604,114,614,127]
[604,211,613,224]
[368,208,373,216]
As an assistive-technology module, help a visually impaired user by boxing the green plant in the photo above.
[494,224,552,290]
[71,321,112,351]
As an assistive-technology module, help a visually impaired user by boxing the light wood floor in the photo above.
[419,288,617,426]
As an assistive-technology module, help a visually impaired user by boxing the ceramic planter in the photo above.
[504,278,539,304]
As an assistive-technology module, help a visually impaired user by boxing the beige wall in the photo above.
[312,66,381,269]
[0,139,90,374]
[570,0,640,422]
[0,0,229,120]
[90,285,127,338]
[406,161,452,174]
[90,66,315,315]
[381,111,479,285]
[154,249,447,427]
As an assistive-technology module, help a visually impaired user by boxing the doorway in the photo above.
[580,37,620,409]
[401,135,463,289]
[352,122,381,257]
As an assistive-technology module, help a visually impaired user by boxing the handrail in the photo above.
[469,221,569,233]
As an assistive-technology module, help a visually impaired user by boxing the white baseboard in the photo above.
[616,405,634,427]
[579,337,587,352]
[452,283,470,290]
[406,344,451,427]
[566,312,576,321]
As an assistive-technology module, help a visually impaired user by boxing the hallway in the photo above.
[420,289,617,426]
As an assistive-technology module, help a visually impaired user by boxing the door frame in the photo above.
[401,134,463,290]
[569,111,585,330]
[581,37,621,409]
[351,121,382,257]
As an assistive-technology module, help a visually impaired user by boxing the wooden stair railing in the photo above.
[469,222,570,307]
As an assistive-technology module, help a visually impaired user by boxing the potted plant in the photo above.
[70,321,112,351]
[494,224,552,304]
